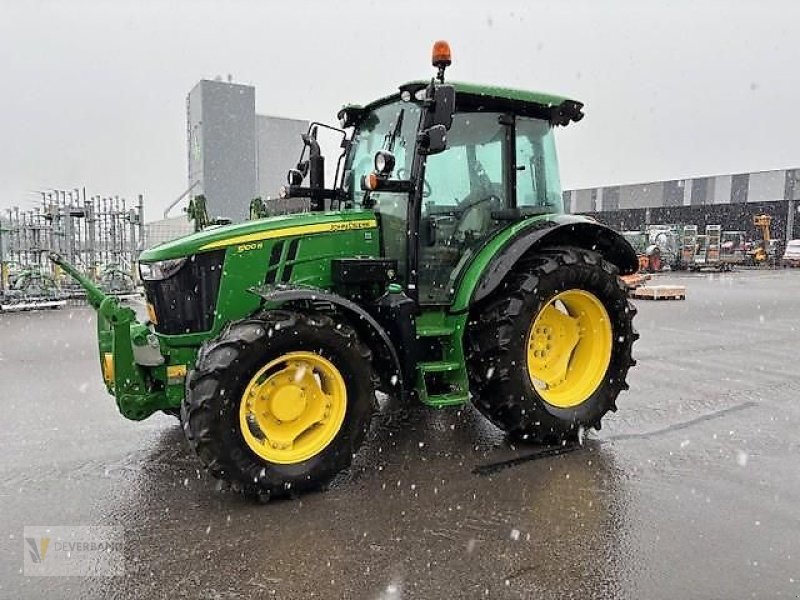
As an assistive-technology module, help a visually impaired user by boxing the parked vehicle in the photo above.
[720,231,747,267]
[622,230,662,272]
[782,239,800,267]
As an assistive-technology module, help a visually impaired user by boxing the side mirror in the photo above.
[417,124,447,156]
[424,84,455,130]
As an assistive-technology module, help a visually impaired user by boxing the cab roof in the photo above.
[346,80,584,126]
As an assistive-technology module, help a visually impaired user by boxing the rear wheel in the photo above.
[181,310,375,498]
[467,246,637,443]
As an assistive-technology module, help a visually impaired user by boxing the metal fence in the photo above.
[0,189,145,295]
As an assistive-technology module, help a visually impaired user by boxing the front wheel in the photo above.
[181,310,376,498]
[467,247,637,443]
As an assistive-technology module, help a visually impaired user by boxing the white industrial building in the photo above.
[186,78,308,223]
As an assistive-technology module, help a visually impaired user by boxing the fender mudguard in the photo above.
[248,283,405,400]
[457,214,638,310]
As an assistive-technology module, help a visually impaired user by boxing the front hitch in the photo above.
[48,253,167,420]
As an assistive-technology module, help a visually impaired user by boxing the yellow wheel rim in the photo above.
[239,351,347,464]
[526,289,613,408]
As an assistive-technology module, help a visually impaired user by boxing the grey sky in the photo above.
[1,0,797,217]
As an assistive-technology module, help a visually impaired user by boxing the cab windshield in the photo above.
[344,100,421,280]
[344,100,421,205]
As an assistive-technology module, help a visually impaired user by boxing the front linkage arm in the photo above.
[48,253,166,420]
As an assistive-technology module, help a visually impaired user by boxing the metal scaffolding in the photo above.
[0,189,145,295]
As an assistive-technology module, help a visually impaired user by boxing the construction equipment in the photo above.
[681,225,729,271]
[622,231,662,272]
[752,214,773,264]
[0,267,67,311]
[53,42,639,498]
[185,195,231,232]
[249,197,269,220]
[97,264,136,295]
[673,224,698,270]
[720,230,746,267]
[647,225,679,267]
[701,225,723,268]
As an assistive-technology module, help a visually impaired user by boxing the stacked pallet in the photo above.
[620,273,651,289]
[630,285,686,301]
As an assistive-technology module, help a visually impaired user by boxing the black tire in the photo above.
[181,309,376,498]
[467,246,637,443]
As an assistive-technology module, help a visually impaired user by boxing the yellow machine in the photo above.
[753,214,772,264]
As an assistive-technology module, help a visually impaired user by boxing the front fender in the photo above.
[452,214,638,312]
[249,284,405,400]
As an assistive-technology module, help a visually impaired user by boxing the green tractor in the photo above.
[51,42,638,498]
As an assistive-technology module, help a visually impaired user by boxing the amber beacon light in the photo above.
[432,40,452,67]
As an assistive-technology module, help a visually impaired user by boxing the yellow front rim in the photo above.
[239,351,347,464]
[526,289,613,408]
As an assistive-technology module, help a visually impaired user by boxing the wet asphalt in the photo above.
[0,269,799,599]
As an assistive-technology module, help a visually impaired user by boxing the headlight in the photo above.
[139,257,187,281]
[374,150,395,176]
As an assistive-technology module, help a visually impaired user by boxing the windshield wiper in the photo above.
[383,109,405,154]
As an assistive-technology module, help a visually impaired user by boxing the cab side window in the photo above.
[515,117,563,210]
[418,112,507,303]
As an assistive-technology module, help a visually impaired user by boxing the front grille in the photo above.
[143,250,225,335]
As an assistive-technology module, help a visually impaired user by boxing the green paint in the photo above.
[140,210,378,262]
[414,310,470,407]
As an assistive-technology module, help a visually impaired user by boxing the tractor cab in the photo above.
[344,84,569,304]
[282,41,584,305]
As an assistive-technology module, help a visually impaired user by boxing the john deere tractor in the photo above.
[51,42,638,498]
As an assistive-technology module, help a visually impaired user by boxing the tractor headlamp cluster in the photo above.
[139,257,187,281]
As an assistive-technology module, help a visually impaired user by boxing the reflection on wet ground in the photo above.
[1,269,799,598]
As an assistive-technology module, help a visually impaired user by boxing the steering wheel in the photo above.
[397,168,431,197]
[446,194,502,244]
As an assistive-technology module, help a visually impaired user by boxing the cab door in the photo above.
[417,112,510,304]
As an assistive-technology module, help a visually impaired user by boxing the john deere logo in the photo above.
[25,537,50,563]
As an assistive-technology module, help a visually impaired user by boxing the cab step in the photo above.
[419,392,470,407]
[418,360,461,373]
[416,325,456,337]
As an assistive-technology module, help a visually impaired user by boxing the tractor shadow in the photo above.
[345,392,592,489]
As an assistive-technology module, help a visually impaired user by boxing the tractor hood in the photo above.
[140,210,378,262]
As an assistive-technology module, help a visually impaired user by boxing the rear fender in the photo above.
[455,215,638,311]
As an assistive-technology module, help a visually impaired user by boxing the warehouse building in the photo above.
[567,168,800,242]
